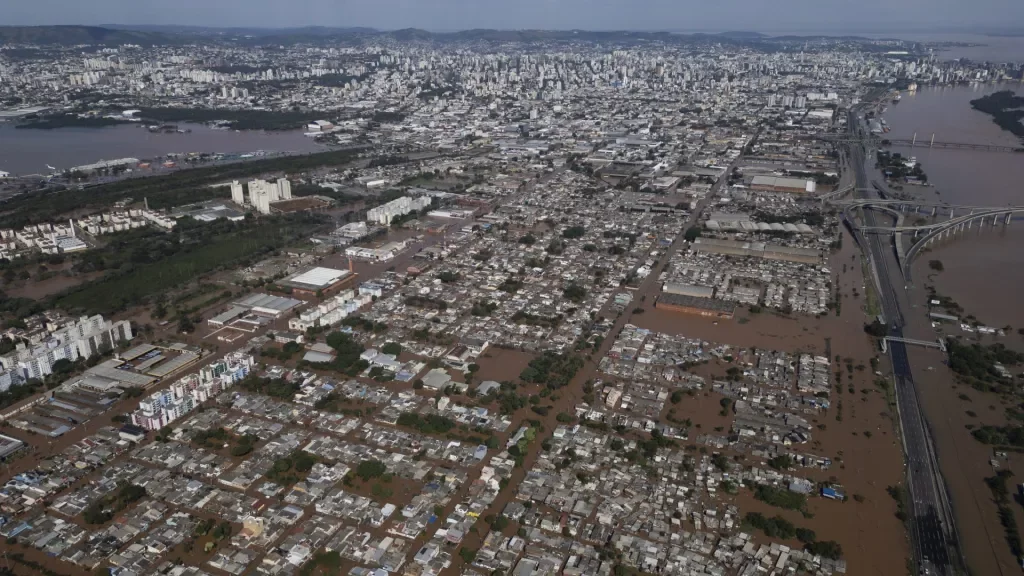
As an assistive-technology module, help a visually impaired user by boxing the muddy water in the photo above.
[883,82,1024,207]
[634,227,910,575]
[473,348,535,383]
[882,83,1024,575]
[916,227,1024,329]
[5,270,104,299]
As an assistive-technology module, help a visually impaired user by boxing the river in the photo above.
[881,81,1024,576]
[881,82,1024,327]
[867,33,1024,63]
[0,122,325,176]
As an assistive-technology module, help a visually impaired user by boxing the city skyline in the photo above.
[5,0,1024,33]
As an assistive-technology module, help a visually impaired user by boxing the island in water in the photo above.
[970,90,1024,140]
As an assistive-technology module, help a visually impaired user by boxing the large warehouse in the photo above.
[662,282,716,299]
[750,175,817,194]
[281,266,356,295]
[655,292,736,319]
[234,293,304,317]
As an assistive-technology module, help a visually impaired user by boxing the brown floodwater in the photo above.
[5,270,104,299]
[881,82,1024,575]
[633,228,910,575]
[915,227,1024,330]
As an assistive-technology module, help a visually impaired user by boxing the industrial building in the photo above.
[662,282,716,299]
[71,157,140,174]
[0,433,25,460]
[749,175,816,194]
[233,293,304,318]
[692,237,821,265]
[655,292,736,319]
[705,212,815,234]
[345,240,409,262]
[280,266,356,295]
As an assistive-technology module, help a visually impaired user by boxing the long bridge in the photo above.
[840,197,1024,281]
[883,138,1023,153]
[812,133,1024,154]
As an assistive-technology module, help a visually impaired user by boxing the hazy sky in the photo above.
[5,0,1024,32]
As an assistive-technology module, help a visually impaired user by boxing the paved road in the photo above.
[846,104,962,576]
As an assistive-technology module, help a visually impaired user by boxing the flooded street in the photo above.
[625,223,911,575]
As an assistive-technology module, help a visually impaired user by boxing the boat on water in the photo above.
[892,92,902,104]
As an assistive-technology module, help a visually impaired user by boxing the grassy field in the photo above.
[52,214,329,315]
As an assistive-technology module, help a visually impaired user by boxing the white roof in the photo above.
[289,267,350,288]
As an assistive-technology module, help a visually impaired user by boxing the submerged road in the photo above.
[846,105,962,575]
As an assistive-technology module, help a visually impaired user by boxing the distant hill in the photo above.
[0,25,179,46]
[101,24,380,38]
[0,24,876,48]
[715,31,769,39]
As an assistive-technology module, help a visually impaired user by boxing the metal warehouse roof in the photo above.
[235,293,304,313]
[288,267,351,288]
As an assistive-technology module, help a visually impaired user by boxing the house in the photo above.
[413,544,439,564]
[118,424,146,442]
[273,331,304,344]
[445,345,473,363]
[369,353,401,372]
[421,368,451,391]
[303,350,335,364]
[476,380,501,396]
[821,486,845,500]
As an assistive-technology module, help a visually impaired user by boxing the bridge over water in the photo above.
[838,197,1024,282]
[811,133,1024,154]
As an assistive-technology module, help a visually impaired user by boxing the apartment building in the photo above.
[0,315,133,384]
[131,352,254,430]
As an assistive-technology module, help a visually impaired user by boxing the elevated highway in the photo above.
[842,101,964,576]
[902,209,1024,281]
[842,197,1024,282]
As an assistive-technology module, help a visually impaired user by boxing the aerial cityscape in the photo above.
[0,7,1023,576]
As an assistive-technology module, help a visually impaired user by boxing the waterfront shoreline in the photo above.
[0,121,327,177]
[881,82,1024,576]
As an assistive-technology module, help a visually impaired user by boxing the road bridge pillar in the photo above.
[948,209,954,220]
[932,207,937,217]
[1007,213,1012,225]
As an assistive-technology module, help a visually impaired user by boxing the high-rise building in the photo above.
[0,315,133,384]
[366,196,432,225]
[277,178,292,200]
[230,180,245,205]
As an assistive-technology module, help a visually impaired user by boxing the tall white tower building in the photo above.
[230,181,245,205]
[277,178,292,200]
